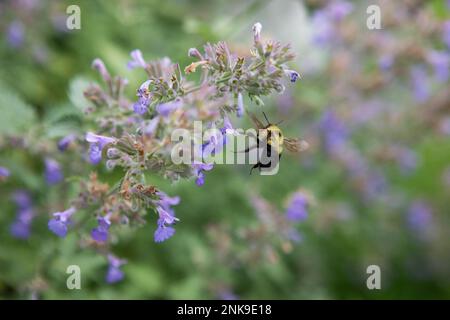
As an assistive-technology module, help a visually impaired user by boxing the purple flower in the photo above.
[154,206,179,243]
[92,58,111,82]
[407,201,432,232]
[154,221,176,243]
[127,49,147,69]
[192,161,214,186]
[236,93,244,117]
[252,22,262,43]
[10,191,34,239]
[48,207,76,237]
[57,134,76,151]
[410,65,430,103]
[284,69,300,83]
[106,254,127,284]
[91,215,112,243]
[143,117,159,137]
[133,80,152,115]
[427,50,450,82]
[156,98,183,117]
[0,166,10,179]
[86,132,115,164]
[13,190,33,209]
[286,192,308,222]
[156,191,180,215]
[188,47,203,59]
[7,21,24,49]
[45,158,63,185]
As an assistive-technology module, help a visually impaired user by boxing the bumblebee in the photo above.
[243,112,308,174]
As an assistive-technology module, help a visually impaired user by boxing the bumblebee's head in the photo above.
[266,125,284,153]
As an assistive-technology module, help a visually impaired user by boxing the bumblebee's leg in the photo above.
[249,163,260,175]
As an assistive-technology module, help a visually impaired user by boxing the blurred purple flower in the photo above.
[156,98,183,117]
[154,208,178,243]
[86,132,115,164]
[7,21,24,49]
[286,192,308,222]
[407,201,432,232]
[10,191,34,239]
[106,254,127,284]
[91,215,112,243]
[409,65,430,103]
[378,54,394,71]
[133,80,152,115]
[312,11,333,46]
[127,49,147,69]
[48,207,76,238]
[327,0,353,21]
[57,134,76,151]
[395,147,418,175]
[192,161,214,186]
[0,166,10,178]
[319,110,348,153]
[92,58,111,82]
[188,47,203,59]
[156,191,180,215]
[45,158,63,185]
[427,50,450,82]
[143,117,160,136]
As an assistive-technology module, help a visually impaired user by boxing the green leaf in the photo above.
[68,76,93,112]
[0,84,36,135]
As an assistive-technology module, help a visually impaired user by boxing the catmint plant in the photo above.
[39,23,300,283]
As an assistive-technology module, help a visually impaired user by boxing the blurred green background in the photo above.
[1,0,450,299]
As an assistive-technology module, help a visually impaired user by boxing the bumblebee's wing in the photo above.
[247,111,265,129]
[284,137,309,153]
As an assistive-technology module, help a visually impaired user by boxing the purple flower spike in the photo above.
[45,158,63,185]
[106,254,127,284]
[91,215,112,243]
[48,207,76,238]
[286,192,308,222]
[86,132,115,164]
[127,49,147,69]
